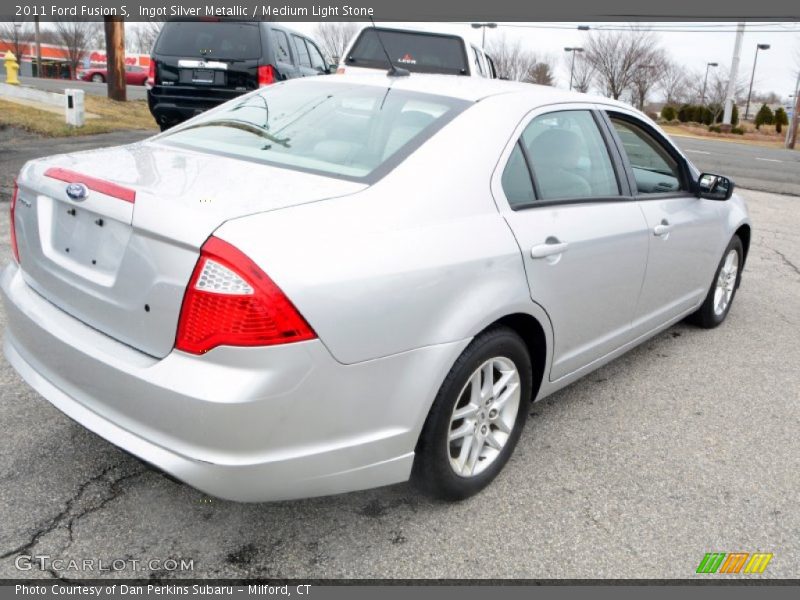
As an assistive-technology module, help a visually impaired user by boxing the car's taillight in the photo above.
[10,181,20,264]
[146,60,155,88]
[257,65,276,87]
[175,236,316,355]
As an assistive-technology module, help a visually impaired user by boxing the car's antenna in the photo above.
[368,17,409,77]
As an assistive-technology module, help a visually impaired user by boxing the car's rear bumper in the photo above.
[147,87,249,125]
[1,262,467,501]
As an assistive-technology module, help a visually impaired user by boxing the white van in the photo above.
[337,26,497,78]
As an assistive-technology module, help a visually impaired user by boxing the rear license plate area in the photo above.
[192,69,214,83]
[39,197,132,285]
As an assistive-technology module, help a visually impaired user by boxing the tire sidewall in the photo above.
[414,328,532,500]
[702,236,744,327]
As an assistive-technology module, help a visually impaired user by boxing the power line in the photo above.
[458,22,800,34]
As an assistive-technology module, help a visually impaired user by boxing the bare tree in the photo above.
[52,21,99,78]
[629,48,668,110]
[0,19,33,58]
[697,67,747,121]
[750,91,782,104]
[313,22,359,63]
[585,28,660,100]
[566,53,595,93]
[487,35,552,85]
[658,60,688,105]
[126,22,162,55]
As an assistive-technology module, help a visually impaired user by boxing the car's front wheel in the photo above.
[689,235,744,328]
[412,326,532,500]
[91,73,105,83]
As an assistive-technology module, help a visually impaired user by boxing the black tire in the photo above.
[411,326,532,501]
[688,235,744,329]
[91,74,105,83]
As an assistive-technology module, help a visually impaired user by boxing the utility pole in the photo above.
[785,70,800,148]
[34,16,41,77]
[788,93,800,150]
[104,17,127,102]
[722,22,745,128]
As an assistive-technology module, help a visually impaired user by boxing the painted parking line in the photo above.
[756,157,782,163]
[686,149,712,154]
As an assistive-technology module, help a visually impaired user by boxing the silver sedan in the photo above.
[2,74,750,501]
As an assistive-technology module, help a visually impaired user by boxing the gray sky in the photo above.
[286,21,800,101]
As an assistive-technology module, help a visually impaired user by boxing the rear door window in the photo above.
[510,110,621,203]
[272,30,292,64]
[347,28,468,75]
[155,22,262,60]
[306,40,327,71]
[293,35,312,68]
[501,143,535,207]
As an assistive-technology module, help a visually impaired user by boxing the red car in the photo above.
[79,65,148,85]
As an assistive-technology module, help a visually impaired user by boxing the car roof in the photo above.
[328,72,636,109]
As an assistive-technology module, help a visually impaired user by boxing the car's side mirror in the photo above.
[697,173,734,200]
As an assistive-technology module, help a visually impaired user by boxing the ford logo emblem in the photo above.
[66,183,89,201]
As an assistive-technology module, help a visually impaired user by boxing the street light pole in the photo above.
[564,47,584,91]
[700,62,718,105]
[471,22,497,50]
[744,43,770,121]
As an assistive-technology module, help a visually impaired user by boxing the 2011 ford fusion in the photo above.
[2,74,750,502]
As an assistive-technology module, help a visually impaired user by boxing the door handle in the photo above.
[531,241,569,259]
[653,221,672,237]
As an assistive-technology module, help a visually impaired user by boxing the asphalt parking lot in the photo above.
[0,130,798,580]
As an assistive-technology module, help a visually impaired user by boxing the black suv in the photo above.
[148,20,330,130]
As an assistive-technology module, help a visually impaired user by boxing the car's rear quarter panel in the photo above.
[215,96,542,365]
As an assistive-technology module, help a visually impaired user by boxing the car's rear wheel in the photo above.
[689,235,744,328]
[412,326,532,500]
[91,74,105,83]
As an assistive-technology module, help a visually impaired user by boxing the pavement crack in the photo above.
[0,465,146,560]
[767,246,800,279]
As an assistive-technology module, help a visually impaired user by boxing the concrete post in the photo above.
[64,89,85,127]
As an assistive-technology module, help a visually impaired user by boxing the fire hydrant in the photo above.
[4,51,20,85]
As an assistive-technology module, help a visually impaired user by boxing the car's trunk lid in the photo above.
[14,141,366,358]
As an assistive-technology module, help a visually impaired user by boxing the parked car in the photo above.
[3,75,750,502]
[147,19,329,131]
[339,26,497,78]
[79,65,149,85]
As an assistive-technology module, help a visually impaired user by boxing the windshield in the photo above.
[155,22,262,60]
[159,80,470,181]
[347,28,469,75]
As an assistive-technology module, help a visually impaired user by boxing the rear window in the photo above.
[158,80,469,181]
[155,22,262,60]
[347,28,469,75]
